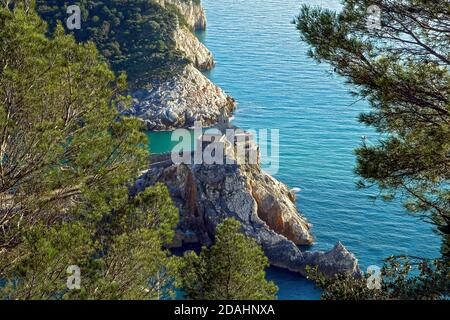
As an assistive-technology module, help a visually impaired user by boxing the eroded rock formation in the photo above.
[123,1,220,129]
[156,0,207,30]
[124,64,235,131]
[127,0,361,278]
[134,154,360,277]
[175,27,215,70]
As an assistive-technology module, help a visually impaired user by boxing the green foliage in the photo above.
[307,257,449,300]
[178,218,278,300]
[0,6,179,299]
[36,0,189,86]
[67,184,180,300]
[296,0,450,299]
[0,223,92,299]
[296,0,450,253]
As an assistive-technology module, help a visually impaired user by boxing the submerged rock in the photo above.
[134,153,360,278]
[123,64,235,131]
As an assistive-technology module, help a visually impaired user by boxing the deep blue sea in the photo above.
[152,0,442,299]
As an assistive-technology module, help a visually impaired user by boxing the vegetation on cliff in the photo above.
[297,0,449,299]
[178,218,278,300]
[0,2,277,300]
[0,4,180,299]
[36,0,191,86]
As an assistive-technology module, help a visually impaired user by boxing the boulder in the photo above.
[123,64,235,131]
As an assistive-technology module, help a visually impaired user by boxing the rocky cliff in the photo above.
[123,1,221,130]
[160,0,214,71]
[156,0,207,30]
[134,154,360,277]
[175,27,215,70]
[124,64,235,131]
[128,0,361,278]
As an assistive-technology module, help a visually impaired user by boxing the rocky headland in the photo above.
[156,0,207,31]
[175,27,215,70]
[122,0,230,131]
[134,152,360,277]
[123,64,235,131]
[128,0,361,277]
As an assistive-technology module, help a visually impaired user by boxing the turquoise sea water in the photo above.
[150,0,442,299]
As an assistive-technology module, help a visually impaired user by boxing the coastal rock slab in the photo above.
[175,27,215,70]
[134,155,360,277]
[123,64,235,131]
[301,242,362,277]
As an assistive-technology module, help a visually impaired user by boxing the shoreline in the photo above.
[136,0,361,279]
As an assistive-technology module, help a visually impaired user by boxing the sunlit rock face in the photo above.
[174,27,215,70]
[127,0,361,278]
[123,64,235,131]
[247,167,314,245]
[134,153,360,278]
[122,1,223,130]
[155,0,207,31]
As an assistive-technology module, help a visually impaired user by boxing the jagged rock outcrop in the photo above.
[248,168,314,245]
[156,0,207,30]
[134,154,361,277]
[300,242,362,277]
[175,27,215,70]
[126,0,361,278]
[123,64,235,131]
